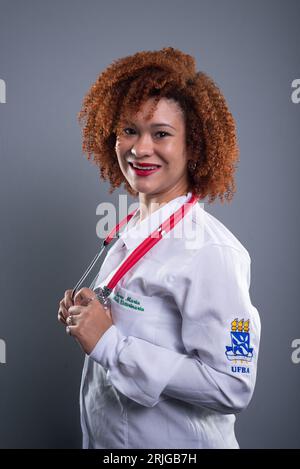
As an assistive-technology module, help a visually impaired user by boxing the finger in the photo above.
[58,302,70,320]
[66,314,79,326]
[74,288,95,306]
[58,309,67,325]
[68,305,84,316]
[64,289,74,310]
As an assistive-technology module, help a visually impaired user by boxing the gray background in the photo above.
[0,0,299,448]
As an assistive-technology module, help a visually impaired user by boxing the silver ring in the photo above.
[66,326,71,336]
[67,315,73,326]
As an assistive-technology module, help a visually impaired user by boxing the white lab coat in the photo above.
[79,192,261,449]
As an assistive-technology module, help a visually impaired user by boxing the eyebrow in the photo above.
[151,123,176,130]
[127,121,176,130]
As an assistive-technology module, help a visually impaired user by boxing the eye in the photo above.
[123,127,136,135]
[155,131,170,138]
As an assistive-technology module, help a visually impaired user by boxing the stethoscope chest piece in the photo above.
[93,285,112,308]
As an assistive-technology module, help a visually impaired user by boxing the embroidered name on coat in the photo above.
[113,292,145,311]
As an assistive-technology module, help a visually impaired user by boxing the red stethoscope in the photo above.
[71,193,200,307]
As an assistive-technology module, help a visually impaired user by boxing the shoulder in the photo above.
[189,202,251,264]
[172,207,253,292]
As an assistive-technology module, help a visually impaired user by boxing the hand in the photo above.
[58,289,74,325]
[64,287,114,355]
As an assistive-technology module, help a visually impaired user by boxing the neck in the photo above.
[138,185,189,222]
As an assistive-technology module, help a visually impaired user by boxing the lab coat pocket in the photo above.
[110,284,160,344]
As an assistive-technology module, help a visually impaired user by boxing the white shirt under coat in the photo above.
[79,192,261,449]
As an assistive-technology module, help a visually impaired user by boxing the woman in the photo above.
[58,47,261,449]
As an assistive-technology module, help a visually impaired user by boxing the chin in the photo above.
[128,179,158,194]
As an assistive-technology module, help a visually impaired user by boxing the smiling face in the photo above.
[115,97,190,201]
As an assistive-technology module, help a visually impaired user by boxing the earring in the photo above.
[188,160,197,172]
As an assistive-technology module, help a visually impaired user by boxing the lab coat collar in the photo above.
[119,192,194,251]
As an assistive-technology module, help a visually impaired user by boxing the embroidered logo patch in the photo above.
[113,291,145,311]
[225,318,253,364]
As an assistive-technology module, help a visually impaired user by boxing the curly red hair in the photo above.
[78,47,239,203]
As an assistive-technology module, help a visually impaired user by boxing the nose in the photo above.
[131,133,154,158]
